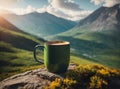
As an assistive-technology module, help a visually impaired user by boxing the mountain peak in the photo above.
[25,11,49,16]
[77,3,120,32]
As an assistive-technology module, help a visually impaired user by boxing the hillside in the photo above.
[4,12,76,38]
[47,4,120,69]
[0,16,45,51]
[0,16,22,32]
[0,16,45,80]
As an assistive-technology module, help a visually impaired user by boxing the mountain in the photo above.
[47,4,120,68]
[77,4,120,31]
[0,16,45,51]
[0,16,22,32]
[4,12,76,38]
[54,3,120,36]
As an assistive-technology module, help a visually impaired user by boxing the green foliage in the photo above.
[45,64,120,89]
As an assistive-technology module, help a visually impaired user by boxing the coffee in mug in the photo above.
[33,41,70,73]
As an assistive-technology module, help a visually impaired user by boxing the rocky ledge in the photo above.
[0,64,76,89]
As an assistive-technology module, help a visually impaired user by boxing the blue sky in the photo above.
[9,0,103,11]
[16,0,101,10]
[0,0,119,21]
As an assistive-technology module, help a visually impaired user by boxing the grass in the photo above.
[70,54,97,65]
[0,26,44,44]
[0,41,44,81]
[0,49,44,81]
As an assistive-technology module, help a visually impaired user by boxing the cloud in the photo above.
[7,0,92,21]
[41,0,92,21]
[37,4,92,21]
[37,0,92,21]
[91,0,120,7]
[46,6,92,21]
[9,5,36,15]
[48,0,81,11]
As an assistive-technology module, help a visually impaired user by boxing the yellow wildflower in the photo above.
[97,69,110,76]
[49,78,61,89]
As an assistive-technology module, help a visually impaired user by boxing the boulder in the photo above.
[0,64,76,89]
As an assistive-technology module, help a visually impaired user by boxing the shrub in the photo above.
[89,75,108,89]
[45,64,120,89]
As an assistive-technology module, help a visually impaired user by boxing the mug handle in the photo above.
[33,45,44,64]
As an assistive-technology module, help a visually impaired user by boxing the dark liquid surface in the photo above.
[46,41,69,45]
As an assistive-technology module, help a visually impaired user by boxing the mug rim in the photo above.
[45,41,70,46]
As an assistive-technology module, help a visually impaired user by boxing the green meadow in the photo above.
[0,42,97,81]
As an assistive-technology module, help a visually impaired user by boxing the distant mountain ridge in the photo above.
[4,12,76,38]
[52,3,120,38]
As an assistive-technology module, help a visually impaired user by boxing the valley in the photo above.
[0,3,120,81]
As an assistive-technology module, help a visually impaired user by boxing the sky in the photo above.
[0,0,120,21]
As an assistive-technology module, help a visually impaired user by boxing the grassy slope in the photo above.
[0,25,45,81]
[0,41,44,80]
[48,28,120,69]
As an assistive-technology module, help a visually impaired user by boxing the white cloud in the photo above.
[91,0,120,7]
[7,0,93,21]
[37,0,92,21]
[47,6,92,21]
[48,0,81,11]
[91,0,103,5]
[9,5,36,15]
[37,4,92,21]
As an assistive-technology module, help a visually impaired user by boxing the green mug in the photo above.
[33,41,70,73]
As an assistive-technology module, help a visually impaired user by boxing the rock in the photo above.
[0,63,76,89]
